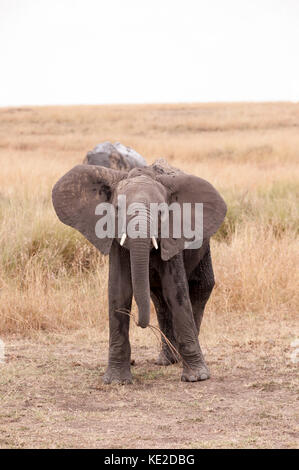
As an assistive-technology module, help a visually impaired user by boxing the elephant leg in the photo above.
[151,287,179,366]
[160,253,210,382]
[189,246,215,335]
[103,241,133,384]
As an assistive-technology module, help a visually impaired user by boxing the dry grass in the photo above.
[0,102,298,332]
[0,102,298,448]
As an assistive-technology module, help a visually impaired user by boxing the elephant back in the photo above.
[83,141,147,170]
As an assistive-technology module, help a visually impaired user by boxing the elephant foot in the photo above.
[181,362,210,382]
[103,365,133,385]
[155,350,179,366]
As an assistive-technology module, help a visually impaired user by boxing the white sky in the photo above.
[0,0,298,106]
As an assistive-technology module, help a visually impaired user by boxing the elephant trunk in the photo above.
[130,236,151,329]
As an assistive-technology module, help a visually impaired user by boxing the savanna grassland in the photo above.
[0,103,298,448]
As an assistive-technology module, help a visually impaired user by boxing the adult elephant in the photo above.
[52,160,226,384]
[83,141,147,170]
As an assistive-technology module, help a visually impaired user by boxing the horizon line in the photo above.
[0,99,298,109]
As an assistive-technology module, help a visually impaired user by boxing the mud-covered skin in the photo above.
[188,246,215,335]
[150,286,178,365]
[103,241,133,384]
[149,244,215,374]
[149,247,212,381]
[104,242,213,382]
[52,159,227,385]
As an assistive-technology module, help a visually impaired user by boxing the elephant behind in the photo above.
[83,141,147,170]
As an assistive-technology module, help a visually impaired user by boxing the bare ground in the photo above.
[0,314,298,449]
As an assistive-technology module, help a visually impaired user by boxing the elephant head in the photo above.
[52,160,226,329]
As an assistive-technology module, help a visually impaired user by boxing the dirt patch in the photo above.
[0,322,298,449]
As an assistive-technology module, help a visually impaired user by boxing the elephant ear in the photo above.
[156,172,227,261]
[52,164,127,255]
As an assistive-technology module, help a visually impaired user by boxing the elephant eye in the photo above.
[99,185,112,201]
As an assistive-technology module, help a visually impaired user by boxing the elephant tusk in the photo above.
[152,236,158,249]
[120,233,127,246]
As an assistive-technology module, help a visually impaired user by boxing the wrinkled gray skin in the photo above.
[83,142,147,170]
[52,160,227,384]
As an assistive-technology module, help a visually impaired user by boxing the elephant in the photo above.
[52,159,226,384]
[83,141,147,170]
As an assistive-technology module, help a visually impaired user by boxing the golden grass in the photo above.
[0,105,298,449]
[0,102,298,334]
